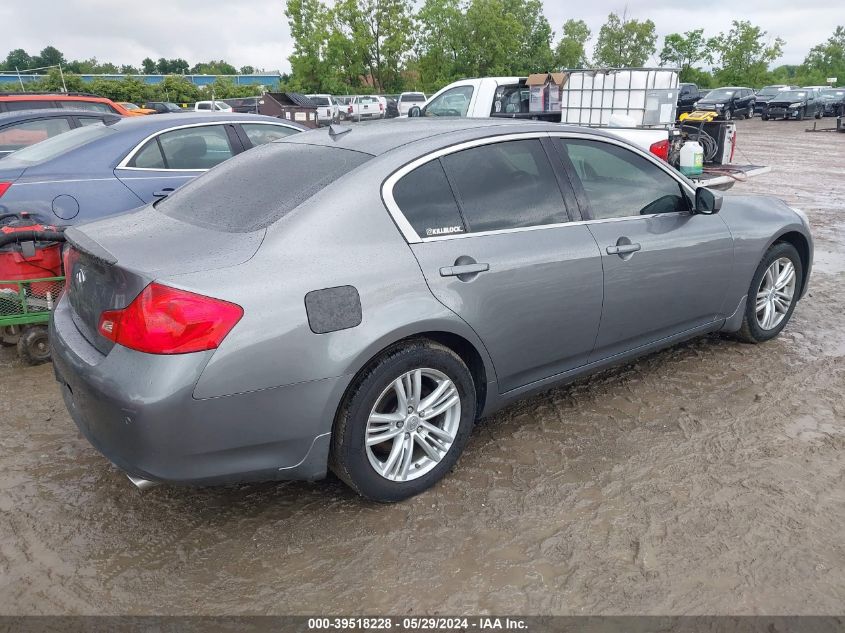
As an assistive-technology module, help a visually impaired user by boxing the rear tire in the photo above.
[17,325,51,365]
[330,340,476,502]
[735,242,802,344]
[761,113,769,121]
[746,104,754,119]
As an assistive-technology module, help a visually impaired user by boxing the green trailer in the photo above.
[0,276,64,365]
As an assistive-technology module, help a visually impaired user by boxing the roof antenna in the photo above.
[328,124,351,139]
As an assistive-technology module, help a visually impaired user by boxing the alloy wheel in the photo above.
[755,257,796,330]
[365,368,461,482]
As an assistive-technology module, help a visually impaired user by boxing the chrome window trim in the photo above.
[382,130,697,244]
[116,120,300,172]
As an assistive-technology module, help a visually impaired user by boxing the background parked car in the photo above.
[0,92,137,116]
[695,87,756,120]
[754,85,795,114]
[383,96,400,118]
[306,94,339,126]
[334,96,352,120]
[397,92,427,116]
[348,95,383,121]
[762,89,823,120]
[0,113,304,225]
[118,102,156,115]
[144,101,186,114]
[194,100,233,112]
[676,83,701,116]
[0,109,119,158]
[819,88,845,116]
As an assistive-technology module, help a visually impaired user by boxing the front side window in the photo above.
[393,160,465,238]
[442,139,568,233]
[0,117,72,153]
[241,123,298,146]
[560,139,689,219]
[423,86,473,117]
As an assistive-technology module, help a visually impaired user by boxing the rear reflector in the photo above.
[649,139,670,162]
[0,182,11,198]
[98,283,243,354]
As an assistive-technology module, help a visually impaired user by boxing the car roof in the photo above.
[106,112,307,133]
[281,118,617,157]
[0,109,120,123]
[0,93,116,103]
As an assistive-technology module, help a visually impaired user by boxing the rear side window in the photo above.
[442,139,568,233]
[0,117,72,153]
[393,160,465,238]
[159,143,370,232]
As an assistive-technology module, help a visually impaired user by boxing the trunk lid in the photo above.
[64,206,264,354]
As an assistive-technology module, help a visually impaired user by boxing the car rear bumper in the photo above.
[50,296,342,485]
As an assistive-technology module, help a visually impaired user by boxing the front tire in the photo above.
[330,340,476,502]
[735,242,802,344]
[746,103,754,119]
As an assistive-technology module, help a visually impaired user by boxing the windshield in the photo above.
[3,123,114,165]
[703,89,736,100]
[159,142,371,232]
[821,89,845,98]
[758,86,785,96]
[122,103,140,110]
[774,91,807,101]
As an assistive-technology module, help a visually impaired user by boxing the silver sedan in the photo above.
[51,119,812,501]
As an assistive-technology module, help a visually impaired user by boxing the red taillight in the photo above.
[348,105,353,114]
[0,182,11,198]
[649,139,670,162]
[380,102,384,111]
[98,283,243,355]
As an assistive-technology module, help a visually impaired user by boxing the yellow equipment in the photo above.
[679,110,721,123]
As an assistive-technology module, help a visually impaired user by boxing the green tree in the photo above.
[141,58,157,74]
[802,26,845,84]
[463,0,522,76]
[659,29,712,82]
[3,48,33,71]
[504,0,553,74]
[554,19,591,68]
[333,0,414,92]
[413,0,468,91]
[156,75,201,102]
[286,0,332,92]
[239,65,256,75]
[34,45,66,69]
[190,60,238,75]
[708,20,784,86]
[593,12,657,67]
[120,64,139,75]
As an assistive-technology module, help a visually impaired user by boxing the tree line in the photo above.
[1,46,262,76]
[285,0,845,94]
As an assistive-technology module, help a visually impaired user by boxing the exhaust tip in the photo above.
[126,474,159,491]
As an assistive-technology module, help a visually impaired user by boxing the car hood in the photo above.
[767,99,804,107]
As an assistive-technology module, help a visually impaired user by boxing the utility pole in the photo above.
[58,64,67,93]
[15,67,24,91]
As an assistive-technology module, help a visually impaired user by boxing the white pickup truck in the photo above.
[408,76,770,190]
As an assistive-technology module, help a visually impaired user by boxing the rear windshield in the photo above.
[4,123,114,164]
[402,93,426,102]
[359,97,378,104]
[310,96,330,105]
[158,142,371,232]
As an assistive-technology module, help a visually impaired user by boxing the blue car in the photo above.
[0,113,305,225]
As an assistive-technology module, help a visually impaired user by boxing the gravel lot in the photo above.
[1,118,843,615]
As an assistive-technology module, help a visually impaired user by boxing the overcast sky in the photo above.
[0,1,838,74]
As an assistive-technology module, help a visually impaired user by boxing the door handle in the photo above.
[152,188,175,198]
[440,263,490,277]
[606,243,641,255]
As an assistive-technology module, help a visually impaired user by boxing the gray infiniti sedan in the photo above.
[51,119,813,501]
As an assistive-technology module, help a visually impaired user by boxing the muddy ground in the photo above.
[1,118,843,616]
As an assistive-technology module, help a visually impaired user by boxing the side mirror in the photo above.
[408,106,421,117]
[695,187,723,214]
